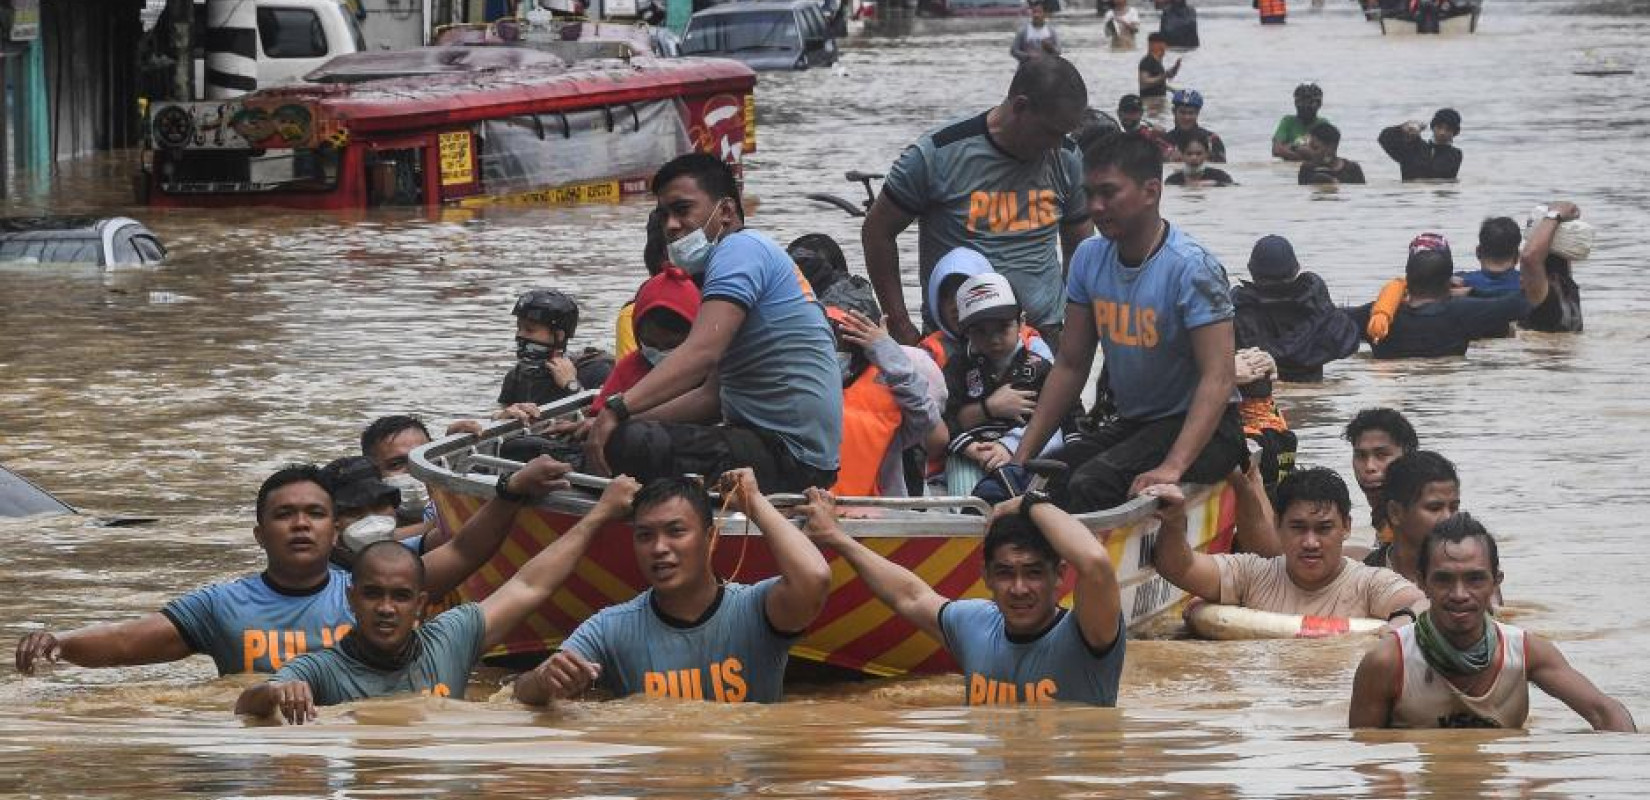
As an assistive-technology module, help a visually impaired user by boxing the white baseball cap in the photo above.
[955,273,1022,328]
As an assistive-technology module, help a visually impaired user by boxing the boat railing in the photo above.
[409,390,1174,537]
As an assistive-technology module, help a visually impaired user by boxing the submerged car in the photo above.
[682,0,839,71]
[0,217,167,268]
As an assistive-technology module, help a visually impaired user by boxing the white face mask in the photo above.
[1183,161,1205,176]
[380,473,428,522]
[666,200,727,275]
[340,515,398,552]
[640,344,674,366]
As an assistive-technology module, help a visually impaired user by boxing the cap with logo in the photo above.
[955,273,1022,328]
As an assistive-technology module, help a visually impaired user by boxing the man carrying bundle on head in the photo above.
[804,488,1126,705]
[1350,514,1635,731]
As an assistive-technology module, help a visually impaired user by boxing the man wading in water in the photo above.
[16,461,568,677]
[804,489,1126,705]
[516,470,830,704]
[236,477,642,722]
[1349,514,1635,731]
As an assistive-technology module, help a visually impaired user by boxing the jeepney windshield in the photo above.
[682,11,800,55]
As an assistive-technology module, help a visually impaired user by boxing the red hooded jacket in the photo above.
[590,267,701,413]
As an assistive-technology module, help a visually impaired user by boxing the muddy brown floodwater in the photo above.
[3,1,1650,796]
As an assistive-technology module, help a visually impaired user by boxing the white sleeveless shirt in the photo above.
[1391,621,1529,729]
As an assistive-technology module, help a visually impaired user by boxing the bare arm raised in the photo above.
[421,456,572,599]
[995,495,1121,652]
[721,469,832,635]
[802,488,947,642]
[1143,484,1223,603]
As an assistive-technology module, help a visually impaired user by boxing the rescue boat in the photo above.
[1378,1,1480,35]
[409,393,1237,677]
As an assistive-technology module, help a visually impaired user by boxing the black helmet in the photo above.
[512,289,579,338]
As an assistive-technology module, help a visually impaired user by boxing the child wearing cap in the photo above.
[939,273,1075,499]
[500,289,614,407]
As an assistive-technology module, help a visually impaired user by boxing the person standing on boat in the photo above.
[1011,2,1062,63]
[1378,108,1463,181]
[1343,407,1420,548]
[862,56,1093,349]
[1138,34,1180,100]
[14,460,569,677]
[1298,123,1365,185]
[585,153,842,494]
[1272,84,1326,162]
[803,489,1126,705]
[1010,134,1246,514]
[235,477,641,722]
[1364,450,1459,581]
[1349,515,1636,731]
[516,470,831,704]
[1147,469,1425,624]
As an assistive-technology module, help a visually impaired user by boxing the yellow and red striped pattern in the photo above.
[435,485,1237,677]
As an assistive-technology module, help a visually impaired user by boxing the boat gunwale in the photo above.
[409,391,1201,538]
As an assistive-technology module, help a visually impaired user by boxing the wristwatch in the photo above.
[496,471,532,503]
[563,379,583,394]
[1543,208,1562,221]
[605,392,631,422]
[1019,489,1052,520]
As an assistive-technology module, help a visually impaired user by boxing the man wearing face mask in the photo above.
[498,289,615,409]
[360,415,438,540]
[585,153,843,494]
[827,298,944,498]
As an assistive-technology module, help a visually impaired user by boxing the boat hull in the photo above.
[415,410,1236,677]
[1379,6,1479,34]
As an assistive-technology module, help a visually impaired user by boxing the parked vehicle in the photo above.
[0,217,167,268]
[682,0,839,71]
[190,0,367,97]
[142,49,756,210]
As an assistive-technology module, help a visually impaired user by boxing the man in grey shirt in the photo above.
[863,56,1094,348]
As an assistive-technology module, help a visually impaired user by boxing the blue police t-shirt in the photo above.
[272,603,485,706]
[1457,268,1521,297]
[1066,224,1237,421]
[701,230,843,472]
[939,600,1126,706]
[160,565,354,676]
[560,579,794,703]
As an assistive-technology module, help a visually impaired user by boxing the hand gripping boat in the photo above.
[409,393,1237,677]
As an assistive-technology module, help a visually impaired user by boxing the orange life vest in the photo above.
[1257,0,1287,16]
[1239,396,1289,437]
[832,365,904,497]
[1366,278,1407,344]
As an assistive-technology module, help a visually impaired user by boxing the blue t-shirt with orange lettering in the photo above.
[883,111,1088,327]
[559,579,793,703]
[160,566,354,675]
[702,230,842,472]
[1066,223,1236,420]
[939,601,1126,706]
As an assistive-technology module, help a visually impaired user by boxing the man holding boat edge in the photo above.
[17,459,569,677]
[1146,468,1425,623]
[515,469,830,704]
[803,488,1125,705]
[236,476,640,722]
[585,153,842,494]
[1349,514,1635,731]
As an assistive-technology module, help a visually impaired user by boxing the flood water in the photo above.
[4,0,1650,796]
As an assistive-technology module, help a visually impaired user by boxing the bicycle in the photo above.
[804,170,883,217]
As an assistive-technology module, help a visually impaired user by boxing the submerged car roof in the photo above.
[0,216,113,236]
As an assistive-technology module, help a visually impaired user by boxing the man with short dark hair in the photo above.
[1349,233,1550,359]
[1298,122,1365,185]
[1012,134,1245,513]
[360,414,436,538]
[1117,93,1171,156]
[1519,201,1590,333]
[1138,33,1180,99]
[1148,468,1424,622]
[1343,407,1419,544]
[516,469,831,704]
[586,153,843,493]
[804,488,1126,705]
[1454,216,1523,298]
[235,477,641,722]
[1272,84,1326,161]
[1350,515,1635,731]
[1366,450,1459,583]
[863,56,1094,348]
[1378,108,1462,180]
[15,459,568,676]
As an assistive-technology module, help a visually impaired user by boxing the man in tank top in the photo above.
[1348,514,1635,731]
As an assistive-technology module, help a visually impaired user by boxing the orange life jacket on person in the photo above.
[832,365,904,497]
[1257,0,1287,17]
[1366,278,1407,343]
[1238,396,1289,437]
